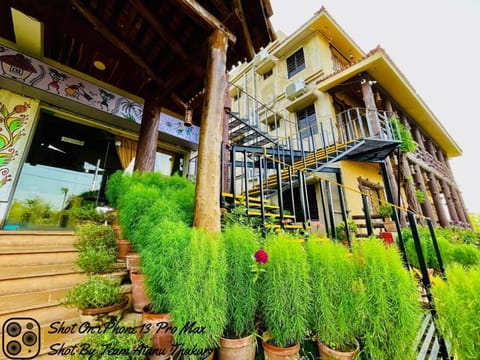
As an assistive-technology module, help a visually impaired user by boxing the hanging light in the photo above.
[184,106,193,127]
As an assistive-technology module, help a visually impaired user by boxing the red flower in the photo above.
[254,249,268,264]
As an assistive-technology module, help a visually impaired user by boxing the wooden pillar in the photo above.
[402,158,421,213]
[425,137,438,161]
[427,172,449,227]
[413,164,435,221]
[193,29,229,234]
[440,178,459,224]
[360,78,380,135]
[451,186,470,226]
[412,125,426,152]
[134,95,163,171]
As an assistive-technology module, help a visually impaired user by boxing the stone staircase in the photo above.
[0,231,91,358]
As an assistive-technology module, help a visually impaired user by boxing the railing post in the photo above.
[381,161,409,269]
[336,172,351,250]
[325,181,336,239]
[362,194,374,236]
[288,166,297,221]
[276,161,285,230]
[230,146,236,208]
[426,218,447,280]
[258,157,266,236]
[319,180,330,237]
[243,150,249,212]
[298,170,308,227]
[408,212,451,360]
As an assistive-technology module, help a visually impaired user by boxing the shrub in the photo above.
[74,224,116,253]
[75,246,117,274]
[354,238,422,360]
[105,170,131,209]
[335,219,357,240]
[222,223,260,338]
[170,229,227,359]
[261,232,310,347]
[140,219,192,314]
[431,264,480,360]
[306,239,363,351]
[62,275,123,310]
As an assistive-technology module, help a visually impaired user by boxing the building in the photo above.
[226,7,470,235]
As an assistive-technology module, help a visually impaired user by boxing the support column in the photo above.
[193,29,229,234]
[222,73,231,193]
[361,78,380,135]
[134,94,163,171]
[439,179,459,224]
[413,164,435,221]
[427,172,450,227]
[411,125,426,152]
[402,157,421,214]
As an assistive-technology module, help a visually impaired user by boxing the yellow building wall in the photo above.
[340,160,385,217]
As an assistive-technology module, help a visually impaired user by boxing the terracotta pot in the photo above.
[117,239,132,260]
[262,340,300,360]
[142,311,173,360]
[79,296,128,325]
[317,339,360,360]
[126,252,141,272]
[219,334,256,360]
[130,272,150,312]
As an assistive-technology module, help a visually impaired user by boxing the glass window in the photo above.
[286,48,305,78]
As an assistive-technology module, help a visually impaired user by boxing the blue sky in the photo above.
[270,0,480,213]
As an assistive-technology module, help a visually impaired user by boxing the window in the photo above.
[263,69,273,80]
[286,48,305,78]
[296,104,317,139]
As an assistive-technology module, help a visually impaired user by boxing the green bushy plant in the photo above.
[170,229,227,359]
[140,219,192,314]
[306,239,363,352]
[335,219,357,240]
[70,205,113,225]
[105,170,131,209]
[354,238,422,360]
[431,264,480,360]
[75,246,117,274]
[261,232,310,348]
[117,183,161,245]
[62,275,123,310]
[222,223,260,338]
[74,224,116,253]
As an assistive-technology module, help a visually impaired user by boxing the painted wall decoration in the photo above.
[0,89,39,216]
[160,112,200,144]
[0,45,199,145]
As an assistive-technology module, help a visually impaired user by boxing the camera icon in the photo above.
[2,318,40,359]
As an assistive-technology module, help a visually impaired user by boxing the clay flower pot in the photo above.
[317,339,360,360]
[218,334,256,360]
[262,340,300,360]
[142,311,173,360]
[130,271,150,312]
[79,296,128,325]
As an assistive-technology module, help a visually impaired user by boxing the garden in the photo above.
[62,170,480,360]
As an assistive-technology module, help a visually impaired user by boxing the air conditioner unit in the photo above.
[254,48,270,64]
[285,78,306,100]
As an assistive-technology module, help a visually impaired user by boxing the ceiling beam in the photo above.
[69,0,166,88]
[233,0,255,58]
[128,0,191,61]
[173,0,236,44]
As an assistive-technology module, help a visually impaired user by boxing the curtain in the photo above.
[114,135,137,169]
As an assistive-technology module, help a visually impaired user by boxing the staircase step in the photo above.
[0,287,71,315]
[0,270,87,296]
[0,249,78,266]
[0,230,76,247]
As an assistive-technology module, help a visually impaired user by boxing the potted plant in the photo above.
[139,219,193,358]
[219,223,260,360]
[377,203,396,232]
[170,228,227,360]
[75,246,117,274]
[260,232,310,359]
[353,238,422,360]
[306,239,362,359]
[431,264,480,360]
[62,275,127,324]
[335,219,357,241]
[74,223,117,252]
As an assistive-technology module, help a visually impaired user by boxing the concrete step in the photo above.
[0,248,78,266]
[0,230,76,247]
[0,270,87,296]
